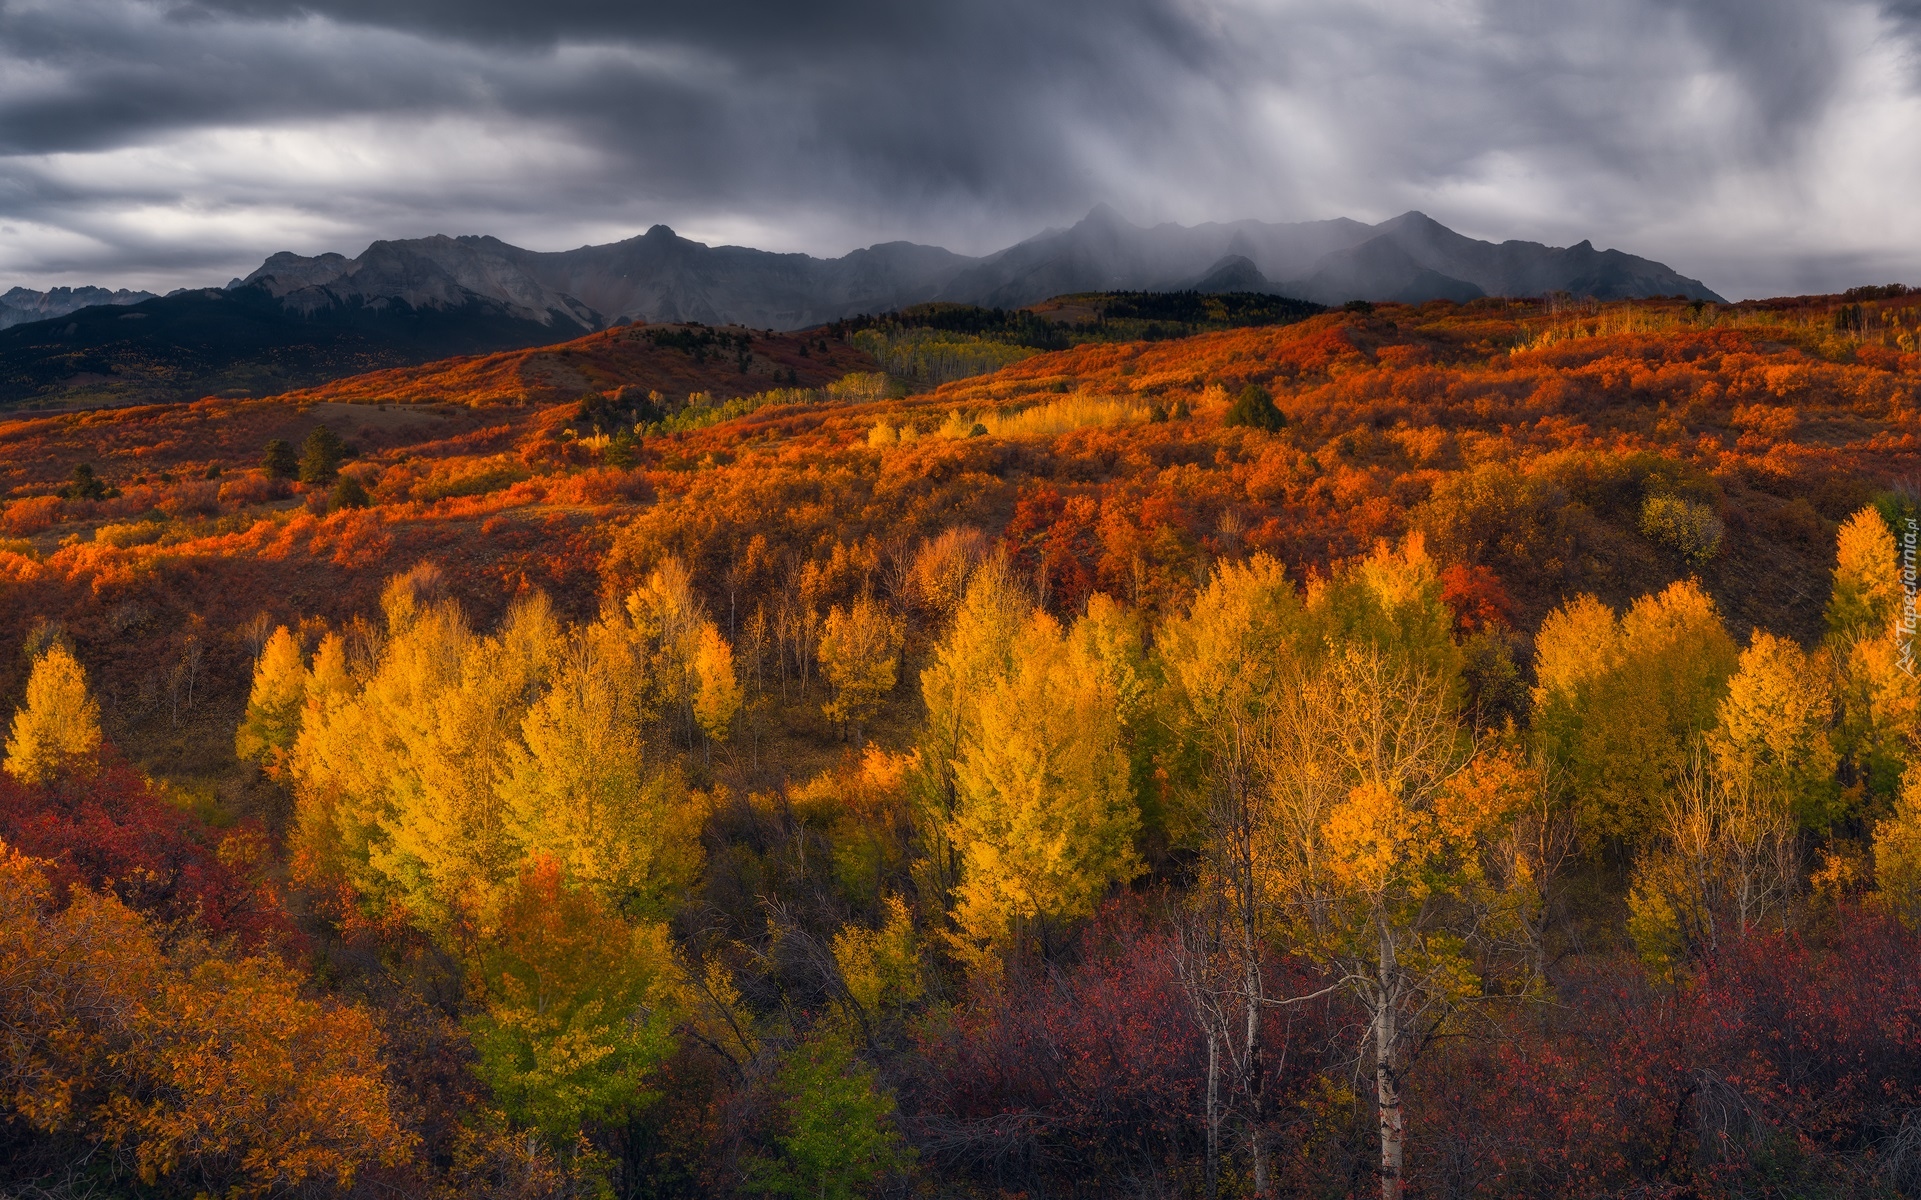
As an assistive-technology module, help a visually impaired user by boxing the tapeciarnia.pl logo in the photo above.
[1900,516,1917,678]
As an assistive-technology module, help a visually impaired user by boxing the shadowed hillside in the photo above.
[1,288,1917,1200]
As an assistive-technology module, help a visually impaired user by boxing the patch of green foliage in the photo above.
[827,292,1327,392]
[1224,383,1286,431]
[743,1033,914,1200]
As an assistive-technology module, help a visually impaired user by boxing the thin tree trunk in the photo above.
[1205,1028,1221,1200]
[1244,893,1268,1196]
[1376,929,1404,1200]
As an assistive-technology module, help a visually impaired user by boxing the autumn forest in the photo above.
[4,289,1921,1200]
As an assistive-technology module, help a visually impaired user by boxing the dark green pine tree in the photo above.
[298,426,346,485]
[1223,383,1286,431]
[262,438,299,480]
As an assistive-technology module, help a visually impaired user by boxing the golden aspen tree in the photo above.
[1826,507,1917,800]
[819,596,903,742]
[1156,554,1306,1196]
[624,558,707,722]
[916,558,1031,897]
[1532,581,1738,846]
[286,576,562,926]
[947,606,1142,968]
[286,632,357,891]
[289,595,475,916]
[1708,631,1839,830]
[1627,750,1798,975]
[1307,533,1460,687]
[1073,594,1150,724]
[379,595,560,918]
[499,627,703,918]
[234,626,306,776]
[830,895,924,1023]
[303,631,354,715]
[1255,644,1501,1200]
[1464,747,1571,990]
[285,563,728,926]
[1531,595,1624,701]
[1826,506,1901,643]
[4,644,103,786]
[379,560,444,635]
[692,624,742,744]
[1872,767,1921,925]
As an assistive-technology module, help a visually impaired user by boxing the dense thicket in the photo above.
[0,291,1917,1199]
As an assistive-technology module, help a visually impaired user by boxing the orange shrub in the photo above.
[1,495,61,536]
[218,474,291,506]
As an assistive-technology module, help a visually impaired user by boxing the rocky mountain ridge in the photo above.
[0,209,1723,408]
[0,286,157,330]
[223,206,1726,330]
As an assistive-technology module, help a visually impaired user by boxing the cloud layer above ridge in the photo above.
[2,0,1919,298]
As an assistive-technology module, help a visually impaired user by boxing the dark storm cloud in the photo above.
[0,0,1917,296]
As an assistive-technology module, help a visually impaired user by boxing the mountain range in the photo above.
[0,208,1722,408]
[0,285,157,330]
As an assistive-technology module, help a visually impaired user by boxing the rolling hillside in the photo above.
[0,209,1722,409]
[1,288,1916,1199]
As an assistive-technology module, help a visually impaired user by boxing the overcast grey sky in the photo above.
[1,0,1918,299]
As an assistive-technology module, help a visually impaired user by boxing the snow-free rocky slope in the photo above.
[0,209,1720,408]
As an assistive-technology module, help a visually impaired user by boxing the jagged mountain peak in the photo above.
[0,283,160,331]
[1188,254,1274,294]
[0,209,1724,406]
[1074,202,1134,231]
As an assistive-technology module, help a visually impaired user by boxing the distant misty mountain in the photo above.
[0,208,1721,407]
[230,205,1724,328]
[235,226,975,332]
[0,285,156,330]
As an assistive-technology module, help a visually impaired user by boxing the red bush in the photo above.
[0,764,293,948]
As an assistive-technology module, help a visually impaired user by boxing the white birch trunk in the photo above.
[1205,1028,1221,1200]
[1376,927,1405,1200]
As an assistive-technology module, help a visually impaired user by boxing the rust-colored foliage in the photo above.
[273,321,876,408]
[0,288,1917,1198]
[0,763,291,947]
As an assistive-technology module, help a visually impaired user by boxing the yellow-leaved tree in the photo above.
[1827,505,1902,642]
[499,617,704,918]
[692,624,742,744]
[915,558,1032,900]
[819,596,904,744]
[941,595,1142,969]
[235,625,307,776]
[830,894,925,1030]
[1707,631,1838,830]
[1623,630,1832,976]
[285,563,727,927]
[382,595,563,918]
[1827,506,1917,802]
[1873,767,1921,925]
[290,581,520,922]
[1256,643,1510,1200]
[1277,536,1540,1200]
[1156,553,1306,1195]
[1626,748,1798,977]
[4,643,103,786]
[1532,581,1739,847]
[623,559,720,748]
